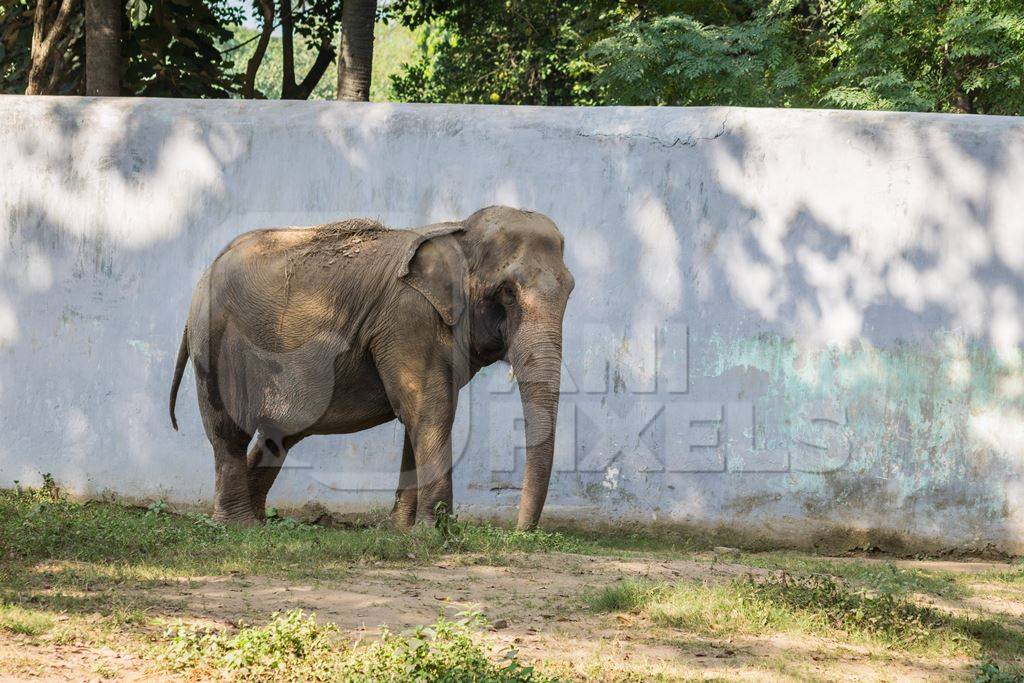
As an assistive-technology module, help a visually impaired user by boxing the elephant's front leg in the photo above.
[379,363,457,526]
[407,405,455,524]
[391,430,417,529]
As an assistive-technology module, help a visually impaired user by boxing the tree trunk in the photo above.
[243,0,275,98]
[279,0,296,97]
[25,0,77,95]
[278,0,336,100]
[85,0,120,96]
[336,0,376,101]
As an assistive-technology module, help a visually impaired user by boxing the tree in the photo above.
[589,1,817,107]
[387,0,615,105]
[84,0,119,94]
[241,0,273,98]
[3,0,243,96]
[822,0,1024,115]
[391,0,1024,114]
[589,0,1024,114]
[24,0,76,94]
[122,0,240,97]
[336,0,374,100]
[237,0,340,99]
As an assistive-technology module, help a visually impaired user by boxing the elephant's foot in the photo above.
[390,506,416,530]
[249,495,269,523]
[391,488,417,530]
[212,505,260,528]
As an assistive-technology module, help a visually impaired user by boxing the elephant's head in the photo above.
[402,206,574,530]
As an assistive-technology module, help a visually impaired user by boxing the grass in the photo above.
[0,483,604,584]
[729,551,967,598]
[0,604,54,636]
[160,610,559,682]
[4,480,1024,680]
[587,573,1024,660]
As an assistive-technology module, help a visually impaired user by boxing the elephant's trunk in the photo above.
[508,313,563,531]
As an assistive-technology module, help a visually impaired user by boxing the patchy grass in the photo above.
[731,552,967,598]
[977,563,1024,585]
[161,610,558,682]
[586,579,667,613]
[589,573,1024,659]
[4,481,1024,681]
[0,603,54,636]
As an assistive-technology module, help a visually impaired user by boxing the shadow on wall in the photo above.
[0,97,1022,545]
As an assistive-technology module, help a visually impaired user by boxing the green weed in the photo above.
[975,658,1024,682]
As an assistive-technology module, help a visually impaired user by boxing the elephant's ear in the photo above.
[399,222,467,327]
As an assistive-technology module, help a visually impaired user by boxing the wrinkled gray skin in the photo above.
[168,207,574,530]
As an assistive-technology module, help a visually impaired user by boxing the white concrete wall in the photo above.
[1,96,1023,552]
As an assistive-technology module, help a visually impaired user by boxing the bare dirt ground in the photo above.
[2,552,1016,682]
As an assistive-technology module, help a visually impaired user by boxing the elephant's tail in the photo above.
[169,325,189,431]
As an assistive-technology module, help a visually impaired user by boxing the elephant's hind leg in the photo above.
[195,382,258,526]
[210,429,258,526]
[391,430,417,529]
[247,433,304,521]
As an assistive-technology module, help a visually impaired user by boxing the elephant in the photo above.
[168,206,574,530]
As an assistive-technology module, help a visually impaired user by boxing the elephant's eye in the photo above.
[497,282,516,306]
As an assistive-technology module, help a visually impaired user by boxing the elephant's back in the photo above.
[195,220,419,355]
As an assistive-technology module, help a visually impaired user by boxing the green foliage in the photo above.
[591,0,816,107]
[123,0,242,97]
[589,0,1024,114]
[162,610,557,682]
[163,609,339,678]
[975,658,1024,683]
[339,612,552,682]
[821,0,1024,114]
[387,0,615,105]
[0,0,242,96]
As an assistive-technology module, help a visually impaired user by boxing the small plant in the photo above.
[433,502,459,540]
[265,508,306,531]
[146,500,169,517]
[975,659,1024,682]
[162,609,338,677]
[39,473,61,501]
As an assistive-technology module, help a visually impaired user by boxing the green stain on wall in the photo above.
[701,333,1023,520]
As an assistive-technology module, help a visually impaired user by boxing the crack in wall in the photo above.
[575,118,729,149]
